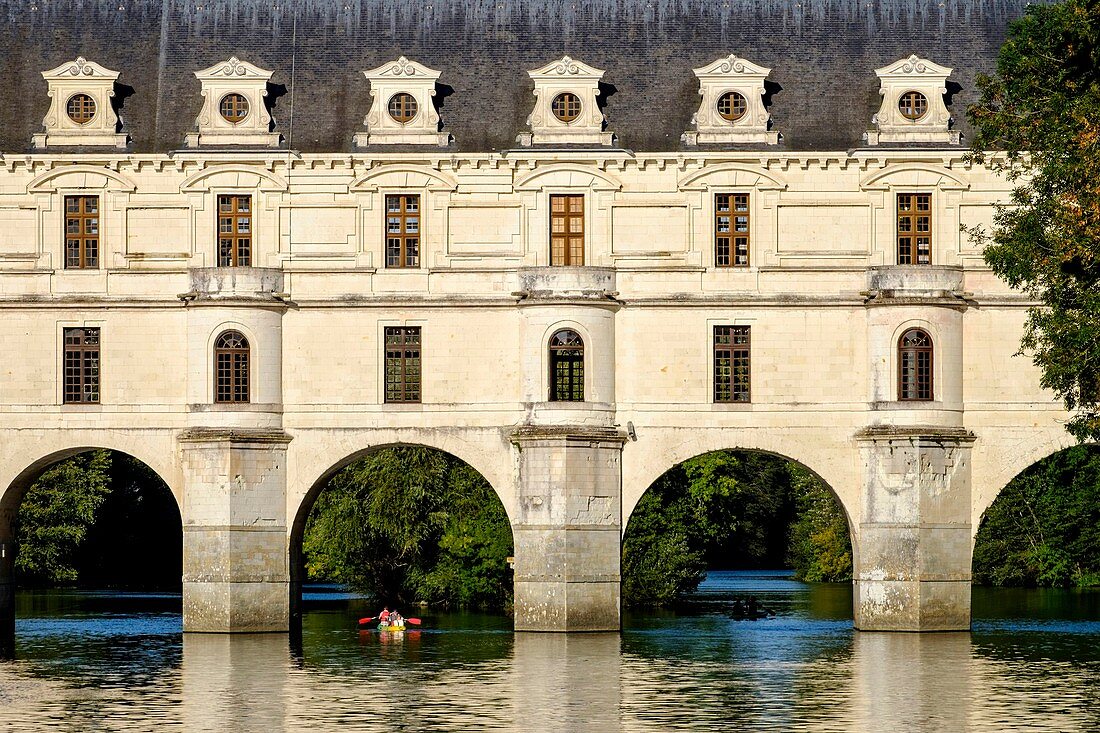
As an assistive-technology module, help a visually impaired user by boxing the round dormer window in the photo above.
[387,93,419,123]
[551,92,581,123]
[899,91,928,120]
[66,93,96,125]
[219,93,250,123]
[716,91,747,122]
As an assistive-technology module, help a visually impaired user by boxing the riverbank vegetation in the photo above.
[973,446,1100,588]
[302,447,514,610]
[13,450,181,589]
[621,451,852,607]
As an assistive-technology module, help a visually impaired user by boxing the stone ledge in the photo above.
[854,425,975,443]
[178,427,293,444]
[509,423,627,445]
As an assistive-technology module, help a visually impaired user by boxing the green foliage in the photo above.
[302,447,513,610]
[973,445,1100,588]
[621,451,852,607]
[15,450,112,585]
[786,464,853,583]
[966,1,1100,441]
[14,450,181,589]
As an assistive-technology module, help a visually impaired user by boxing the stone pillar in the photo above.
[180,429,291,632]
[511,426,625,631]
[854,426,975,631]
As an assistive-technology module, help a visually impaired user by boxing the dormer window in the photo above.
[898,91,928,120]
[219,93,249,123]
[518,57,613,146]
[682,55,778,145]
[866,55,959,145]
[66,94,96,125]
[551,92,581,123]
[387,93,418,124]
[716,91,747,122]
[353,57,450,147]
[33,57,127,148]
[184,57,279,148]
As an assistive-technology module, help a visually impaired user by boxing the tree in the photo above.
[973,445,1100,587]
[302,447,514,610]
[621,450,852,607]
[14,450,112,585]
[967,0,1100,441]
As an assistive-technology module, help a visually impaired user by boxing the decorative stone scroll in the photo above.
[184,57,280,148]
[33,57,128,149]
[865,55,959,146]
[353,57,450,147]
[518,56,614,147]
[682,54,778,145]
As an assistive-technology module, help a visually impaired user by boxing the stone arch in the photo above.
[971,427,1081,530]
[27,165,138,193]
[513,164,623,192]
[859,163,970,191]
[677,163,788,191]
[179,165,288,193]
[286,430,515,609]
[349,165,458,192]
[0,430,183,523]
[622,429,858,537]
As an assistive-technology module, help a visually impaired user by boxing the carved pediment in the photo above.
[185,57,280,148]
[33,57,127,149]
[682,54,778,146]
[353,57,450,148]
[519,56,613,147]
[866,54,959,146]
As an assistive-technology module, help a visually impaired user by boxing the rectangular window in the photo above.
[217,195,252,267]
[715,193,750,267]
[714,325,750,403]
[385,194,420,268]
[64,195,99,269]
[550,194,584,266]
[897,193,931,265]
[63,327,100,404]
[384,326,421,403]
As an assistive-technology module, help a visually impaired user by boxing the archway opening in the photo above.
[974,445,1100,593]
[0,449,182,657]
[623,449,852,619]
[291,445,514,630]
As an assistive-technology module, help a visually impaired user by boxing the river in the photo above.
[1,571,1098,732]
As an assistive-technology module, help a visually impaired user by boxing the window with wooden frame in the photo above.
[898,328,933,401]
[63,327,100,404]
[214,330,250,403]
[897,193,931,265]
[550,194,584,266]
[384,326,421,403]
[217,195,252,267]
[64,195,99,269]
[549,329,584,402]
[715,194,750,267]
[385,195,420,268]
[714,325,750,403]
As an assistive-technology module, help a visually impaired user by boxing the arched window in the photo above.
[214,330,250,403]
[898,328,933,401]
[549,329,584,402]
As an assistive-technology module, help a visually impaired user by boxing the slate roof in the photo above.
[0,0,1036,154]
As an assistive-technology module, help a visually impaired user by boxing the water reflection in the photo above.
[0,574,1098,732]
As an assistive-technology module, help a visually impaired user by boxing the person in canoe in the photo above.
[378,606,391,625]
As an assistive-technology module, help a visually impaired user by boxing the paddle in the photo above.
[406,618,422,625]
[357,616,375,625]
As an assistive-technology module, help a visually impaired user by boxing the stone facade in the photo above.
[0,145,1073,634]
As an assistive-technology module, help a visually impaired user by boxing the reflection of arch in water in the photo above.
[287,436,514,622]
